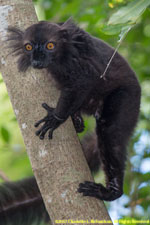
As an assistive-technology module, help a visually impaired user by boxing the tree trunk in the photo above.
[0,0,112,224]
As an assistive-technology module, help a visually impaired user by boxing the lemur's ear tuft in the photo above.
[7,26,24,42]
[6,26,24,55]
[61,17,75,29]
[59,17,78,40]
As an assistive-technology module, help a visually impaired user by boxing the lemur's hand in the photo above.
[35,103,64,139]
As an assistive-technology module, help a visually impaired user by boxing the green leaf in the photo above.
[102,23,132,37]
[108,0,150,26]
[101,23,124,35]
[1,126,11,143]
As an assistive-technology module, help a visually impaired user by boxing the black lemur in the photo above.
[0,18,141,224]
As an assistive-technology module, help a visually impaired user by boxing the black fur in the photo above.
[0,177,49,225]
[6,18,141,202]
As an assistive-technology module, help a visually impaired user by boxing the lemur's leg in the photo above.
[78,86,140,201]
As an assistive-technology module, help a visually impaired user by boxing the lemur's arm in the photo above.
[35,87,90,139]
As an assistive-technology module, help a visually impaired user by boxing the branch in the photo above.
[0,0,112,223]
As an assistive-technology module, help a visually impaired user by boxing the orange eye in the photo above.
[25,43,33,51]
[46,42,55,50]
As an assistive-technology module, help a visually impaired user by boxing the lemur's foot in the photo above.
[78,181,123,201]
[72,113,84,133]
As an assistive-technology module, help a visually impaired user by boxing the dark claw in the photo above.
[35,129,42,136]
[42,103,53,112]
[34,122,39,128]
[35,122,47,136]
[39,126,51,139]
[39,135,44,140]
[48,129,54,139]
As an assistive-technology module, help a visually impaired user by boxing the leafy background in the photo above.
[0,0,150,224]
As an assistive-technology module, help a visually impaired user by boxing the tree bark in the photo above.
[0,0,112,224]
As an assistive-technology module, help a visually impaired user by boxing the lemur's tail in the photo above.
[0,177,49,225]
[0,133,100,225]
[81,133,100,172]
